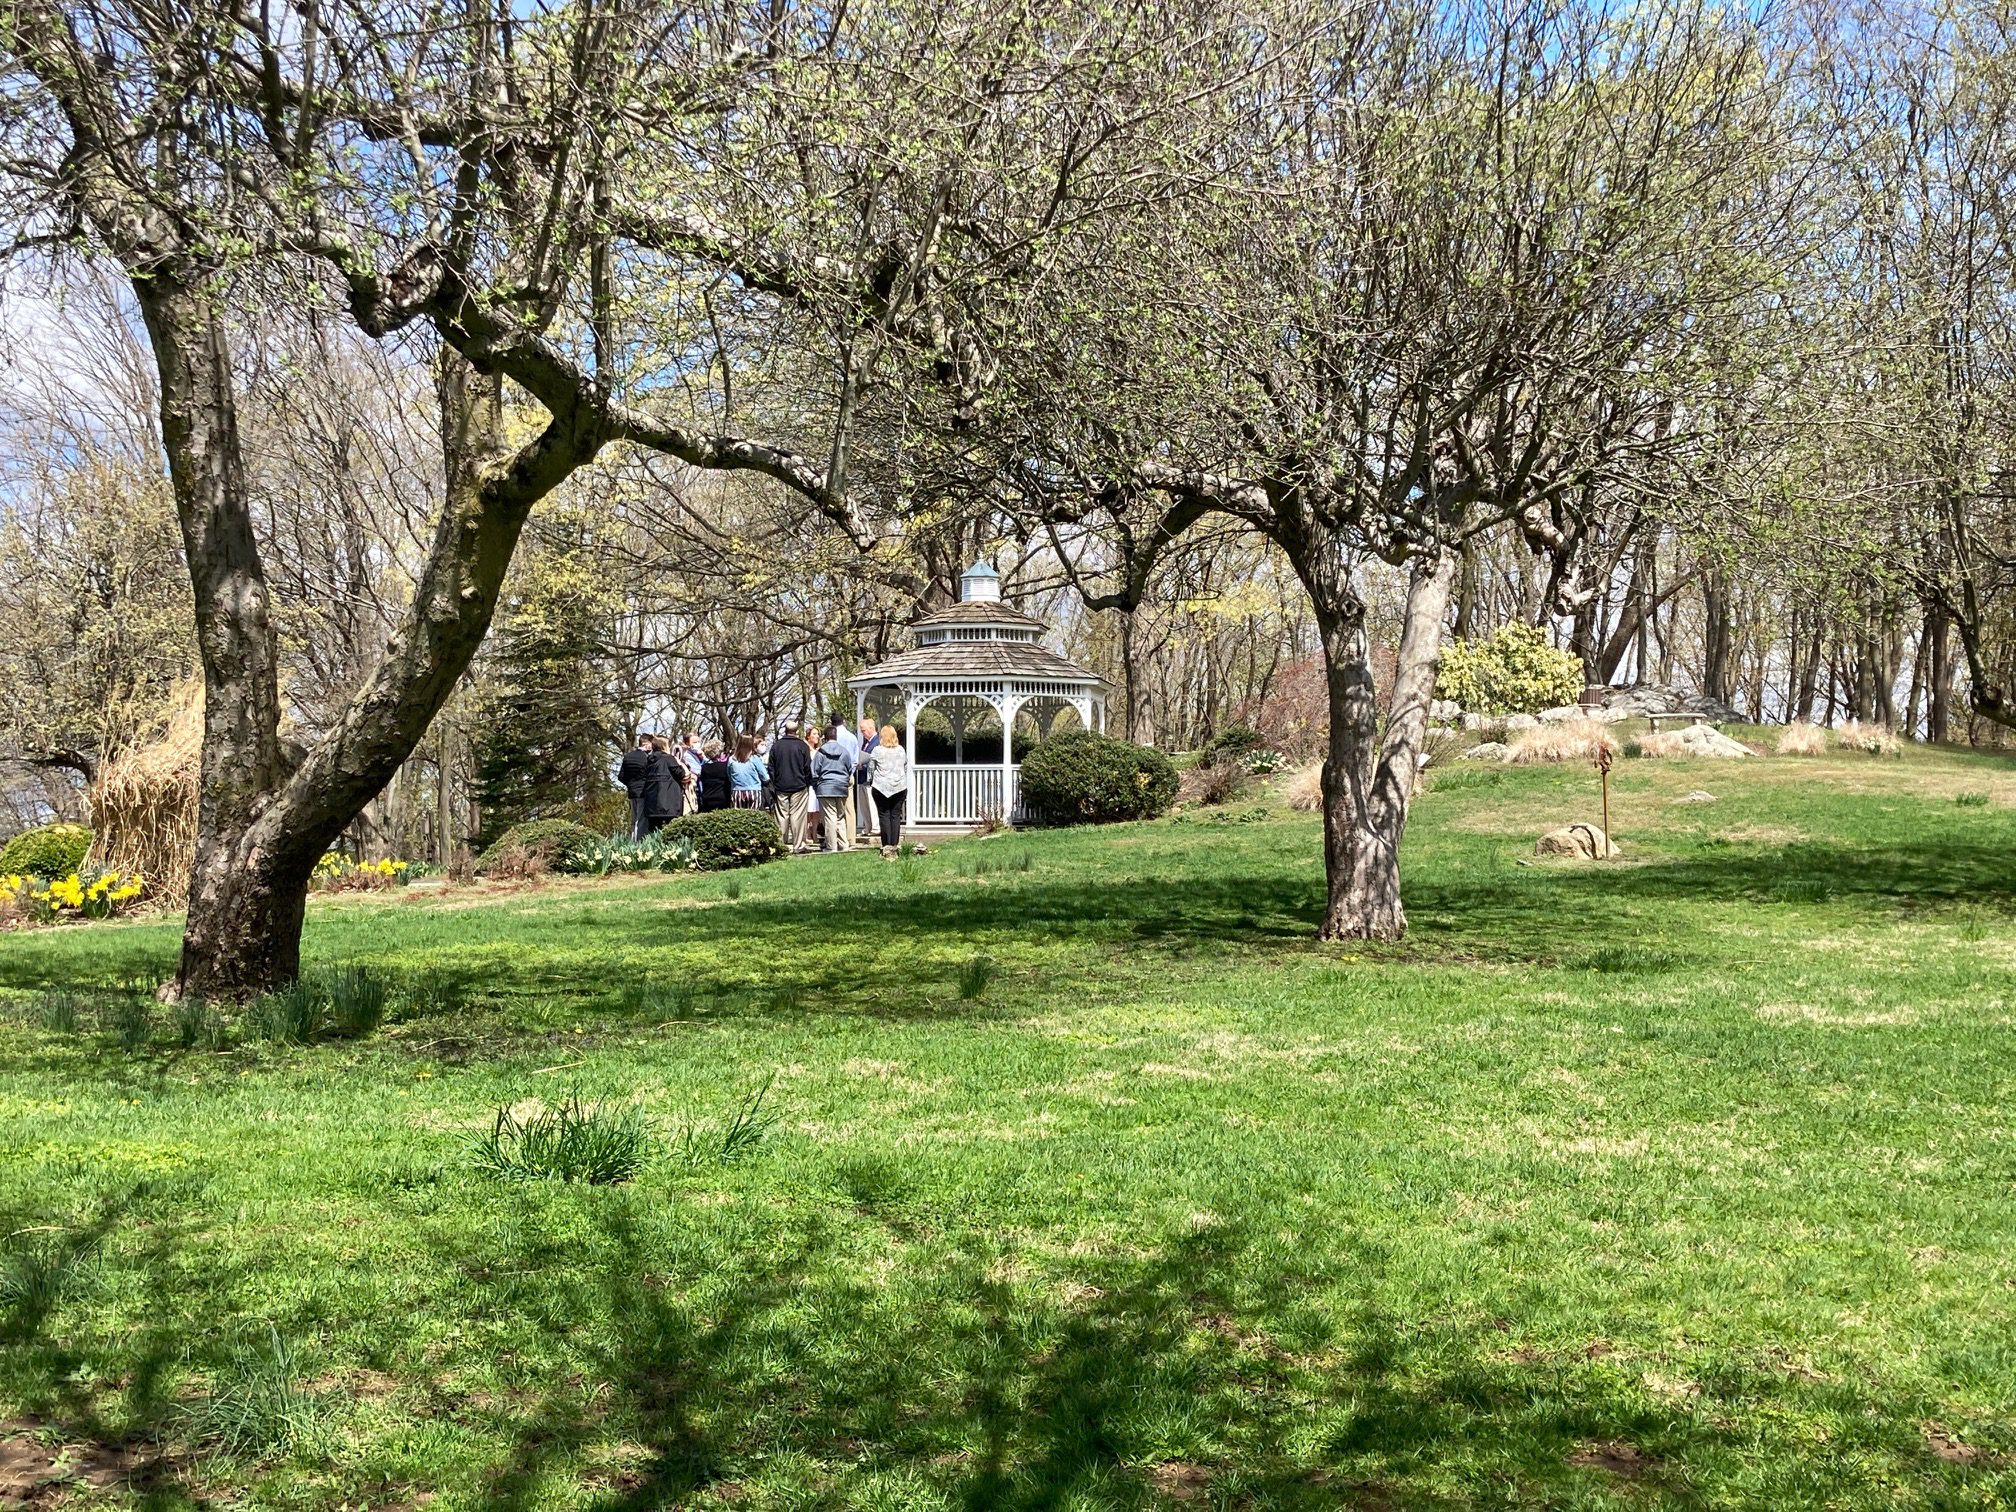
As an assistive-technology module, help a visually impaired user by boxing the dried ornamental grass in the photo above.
[1836,719,1902,756]
[1286,764,1323,812]
[88,681,202,908]
[1505,719,1619,765]
[1776,722,1829,756]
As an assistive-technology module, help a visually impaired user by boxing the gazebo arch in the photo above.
[848,564,1108,825]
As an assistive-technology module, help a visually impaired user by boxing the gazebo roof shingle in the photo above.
[912,600,1050,630]
[849,641,1102,684]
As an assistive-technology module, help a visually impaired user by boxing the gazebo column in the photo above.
[1000,688,1025,823]
[903,691,922,819]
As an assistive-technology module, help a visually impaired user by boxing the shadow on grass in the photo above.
[434,1193,1951,1510]
[0,1180,217,1508]
[3,837,2008,1016]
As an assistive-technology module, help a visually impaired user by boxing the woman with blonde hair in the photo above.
[867,724,910,855]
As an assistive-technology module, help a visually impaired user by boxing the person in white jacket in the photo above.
[867,724,910,855]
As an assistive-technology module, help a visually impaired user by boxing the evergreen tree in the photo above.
[472,556,618,849]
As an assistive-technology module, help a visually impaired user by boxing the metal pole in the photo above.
[1595,747,1614,856]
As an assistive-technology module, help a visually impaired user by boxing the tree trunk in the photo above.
[1700,573,1734,703]
[1926,606,1953,743]
[131,275,306,999]
[154,323,591,996]
[1310,553,1455,941]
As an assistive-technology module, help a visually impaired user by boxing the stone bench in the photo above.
[1643,711,1720,731]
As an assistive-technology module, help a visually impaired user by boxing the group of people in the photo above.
[617,718,912,857]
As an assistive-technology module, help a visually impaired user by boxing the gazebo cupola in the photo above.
[848,563,1108,825]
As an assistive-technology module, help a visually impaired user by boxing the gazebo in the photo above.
[849,564,1109,825]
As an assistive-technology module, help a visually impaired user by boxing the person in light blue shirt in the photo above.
[728,734,769,808]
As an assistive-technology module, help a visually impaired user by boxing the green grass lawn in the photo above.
[2,743,2014,1508]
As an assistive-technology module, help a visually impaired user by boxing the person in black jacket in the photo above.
[767,719,814,853]
[696,740,733,812]
[645,735,687,832]
[618,732,655,840]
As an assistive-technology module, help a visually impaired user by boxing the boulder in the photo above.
[1536,823,1619,859]
[1462,741,1510,761]
[1536,704,1585,724]
[1505,713,1539,731]
[1661,723,1754,759]
[1597,683,1747,723]
[1673,790,1717,804]
[1461,711,1486,731]
[1430,698,1462,721]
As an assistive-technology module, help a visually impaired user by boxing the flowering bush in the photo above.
[312,853,420,892]
[4,867,144,923]
[567,830,699,876]
[1437,623,1584,715]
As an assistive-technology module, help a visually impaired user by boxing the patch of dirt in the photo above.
[0,1419,162,1505]
[1569,1440,1653,1478]
[1146,1460,1212,1501]
[1924,1423,1992,1465]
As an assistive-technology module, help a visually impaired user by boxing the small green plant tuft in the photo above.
[324,964,388,1038]
[723,876,744,901]
[957,954,996,1000]
[1570,945,1687,974]
[0,1231,98,1323]
[399,969,465,1017]
[1954,791,1989,808]
[248,981,326,1045]
[674,1073,778,1167]
[181,1324,327,1458]
[474,1091,648,1184]
[173,996,227,1050]
[1015,849,1034,872]
[31,988,84,1033]
[102,994,153,1052]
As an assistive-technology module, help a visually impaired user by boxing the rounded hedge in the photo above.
[475,818,600,874]
[0,822,92,880]
[1018,732,1178,824]
[656,809,786,870]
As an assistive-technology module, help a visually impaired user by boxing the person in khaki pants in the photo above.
[767,720,814,853]
[811,723,856,851]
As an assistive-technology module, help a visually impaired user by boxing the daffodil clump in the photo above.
[312,852,421,892]
[3,867,144,923]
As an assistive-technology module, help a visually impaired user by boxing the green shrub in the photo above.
[0,823,91,880]
[1200,724,1265,766]
[656,809,786,870]
[1017,732,1178,824]
[474,819,599,875]
[1436,623,1584,715]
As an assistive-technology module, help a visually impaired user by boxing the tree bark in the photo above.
[158,331,595,997]
[1925,606,1953,743]
[131,276,308,996]
[1309,553,1455,941]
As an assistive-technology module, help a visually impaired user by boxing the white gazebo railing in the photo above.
[913,764,1020,824]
